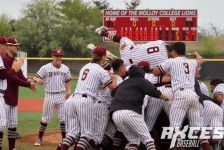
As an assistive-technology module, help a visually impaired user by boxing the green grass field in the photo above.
[19,80,77,99]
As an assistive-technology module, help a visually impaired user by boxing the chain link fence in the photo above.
[26,58,224,80]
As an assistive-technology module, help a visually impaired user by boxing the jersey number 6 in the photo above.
[81,69,90,80]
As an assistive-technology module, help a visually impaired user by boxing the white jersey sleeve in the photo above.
[199,81,209,96]
[158,59,172,74]
[190,59,200,73]
[36,65,46,79]
[65,66,72,82]
[100,70,112,86]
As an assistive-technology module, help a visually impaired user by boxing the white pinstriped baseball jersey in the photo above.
[97,74,123,105]
[0,56,7,91]
[159,57,198,92]
[74,63,112,98]
[36,63,71,93]
[120,37,168,68]
[199,81,209,96]
[119,37,134,66]
[213,83,224,111]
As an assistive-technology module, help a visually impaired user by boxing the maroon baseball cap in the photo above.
[0,36,8,44]
[93,46,107,57]
[52,49,63,56]
[137,61,150,69]
[7,37,20,46]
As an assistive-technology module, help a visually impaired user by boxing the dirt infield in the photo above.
[18,99,64,147]
[18,99,43,112]
[18,132,61,146]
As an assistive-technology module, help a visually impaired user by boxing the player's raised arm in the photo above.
[87,43,118,60]
[191,51,203,66]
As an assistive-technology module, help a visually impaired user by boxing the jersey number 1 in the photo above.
[81,69,90,80]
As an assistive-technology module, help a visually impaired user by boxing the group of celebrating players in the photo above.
[53,26,224,150]
[1,25,224,150]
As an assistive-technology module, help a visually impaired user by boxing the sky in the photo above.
[0,0,224,29]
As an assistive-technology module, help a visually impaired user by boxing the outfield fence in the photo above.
[26,58,224,80]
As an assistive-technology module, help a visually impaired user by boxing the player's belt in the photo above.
[0,89,5,94]
[165,85,172,88]
[179,88,185,91]
[82,94,87,98]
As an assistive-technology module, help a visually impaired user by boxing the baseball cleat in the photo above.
[95,26,108,36]
[34,138,42,146]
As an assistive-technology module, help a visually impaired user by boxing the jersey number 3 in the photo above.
[183,63,189,74]
[81,69,90,80]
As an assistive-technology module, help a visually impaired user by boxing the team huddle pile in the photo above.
[0,26,224,150]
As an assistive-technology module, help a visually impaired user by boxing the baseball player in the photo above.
[0,36,8,150]
[110,65,170,150]
[92,58,125,149]
[210,79,224,117]
[56,59,123,150]
[60,46,117,150]
[136,61,173,132]
[33,49,72,146]
[2,37,36,150]
[0,36,26,150]
[209,79,224,148]
[193,80,223,149]
[135,46,172,135]
[194,80,223,127]
[95,26,168,67]
[151,42,211,149]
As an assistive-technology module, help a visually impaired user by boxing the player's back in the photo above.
[168,57,197,92]
[132,40,168,68]
[74,63,111,98]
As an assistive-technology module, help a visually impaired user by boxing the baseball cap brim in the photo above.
[6,43,20,46]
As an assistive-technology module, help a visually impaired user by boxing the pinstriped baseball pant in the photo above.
[41,92,65,123]
[0,96,6,131]
[66,94,95,140]
[63,96,74,134]
[5,104,17,128]
[170,89,201,128]
[112,110,154,145]
[104,120,116,139]
[201,100,223,127]
[93,102,110,144]
[145,86,173,131]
